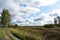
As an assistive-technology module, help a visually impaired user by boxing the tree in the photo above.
[1,9,11,26]
[54,16,60,24]
[57,16,60,24]
[15,24,18,27]
[44,24,55,28]
[54,18,57,25]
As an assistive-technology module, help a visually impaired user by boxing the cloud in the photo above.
[0,0,59,26]
[37,9,60,25]
[33,13,54,25]
[13,0,58,7]
[20,6,41,14]
[51,9,60,16]
[30,0,58,7]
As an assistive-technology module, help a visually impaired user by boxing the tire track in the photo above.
[2,32,11,40]
[6,31,20,40]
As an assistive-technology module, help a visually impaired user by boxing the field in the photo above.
[0,26,60,40]
[0,28,4,40]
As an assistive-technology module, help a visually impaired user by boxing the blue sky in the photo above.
[40,1,60,13]
[0,0,60,26]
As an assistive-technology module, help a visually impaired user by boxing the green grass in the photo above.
[0,29,4,40]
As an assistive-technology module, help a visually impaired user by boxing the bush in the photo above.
[8,24,19,28]
[44,24,55,28]
[56,24,60,27]
[14,24,18,27]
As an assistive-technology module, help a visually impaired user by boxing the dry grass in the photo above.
[8,27,60,40]
[0,26,57,40]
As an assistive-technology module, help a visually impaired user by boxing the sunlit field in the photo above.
[0,26,60,40]
[8,26,60,40]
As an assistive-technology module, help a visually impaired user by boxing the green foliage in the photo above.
[1,9,11,26]
[8,24,14,28]
[14,24,18,27]
[54,16,60,25]
[44,24,55,28]
[12,24,19,28]
[8,24,19,28]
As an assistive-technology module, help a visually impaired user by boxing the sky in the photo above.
[0,0,60,26]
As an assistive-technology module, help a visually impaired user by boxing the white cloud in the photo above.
[12,8,60,26]
[34,13,54,25]
[20,6,41,14]
[31,0,58,7]
[38,9,60,25]
[13,0,58,7]
[51,9,60,16]
[0,0,59,26]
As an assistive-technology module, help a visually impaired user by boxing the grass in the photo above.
[8,27,60,40]
[0,26,60,40]
[10,31,36,40]
[0,28,4,40]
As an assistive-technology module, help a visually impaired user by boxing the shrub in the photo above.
[44,24,55,28]
[56,24,60,27]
